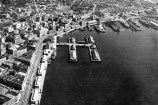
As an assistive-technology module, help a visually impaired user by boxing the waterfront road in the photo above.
[15,35,49,105]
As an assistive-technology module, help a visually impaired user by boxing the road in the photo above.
[15,35,49,105]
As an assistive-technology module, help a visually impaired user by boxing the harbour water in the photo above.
[40,24,158,105]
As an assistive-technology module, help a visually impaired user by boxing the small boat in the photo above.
[79,27,85,31]
[87,25,92,31]
[84,37,89,43]
[51,51,56,60]
[48,59,51,64]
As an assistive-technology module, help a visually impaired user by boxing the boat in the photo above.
[139,18,150,27]
[94,24,106,33]
[79,26,85,31]
[88,36,95,44]
[69,44,77,62]
[119,19,130,28]
[110,23,120,32]
[127,20,141,31]
[149,21,158,29]
[84,37,89,43]
[69,37,76,43]
[105,21,120,32]
[87,25,92,31]
[48,59,51,64]
[51,51,56,60]
[129,19,141,28]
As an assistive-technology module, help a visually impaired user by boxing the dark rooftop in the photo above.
[0,94,10,104]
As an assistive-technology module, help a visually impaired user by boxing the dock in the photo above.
[57,42,91,47]
[30,60,48,105]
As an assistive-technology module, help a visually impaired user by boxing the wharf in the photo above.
[30,60,48,105]
[57,42,91,47]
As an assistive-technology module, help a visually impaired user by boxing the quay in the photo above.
[57,42,92,47]
[30,60,48,105]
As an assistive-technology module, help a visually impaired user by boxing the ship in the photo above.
[69,37,76,44]
[87,25,92,31]
[89,44,101,62]
[139,18,150,26]
[105,21,120,32]
[118,19,130,28]
[69,44,77,62]
[69,37,77,62]
[149,21,158,29]
[79,26,85,31]
[88,36,95,44]
[94,24,106,33]
[51,51,56,60]
[50,43,57,60]
[48,58,51,65]
[84,37,89,43]
[127,20,141,31]
[129,19,141,28]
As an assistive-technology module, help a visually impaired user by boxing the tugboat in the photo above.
[94,24,106,33]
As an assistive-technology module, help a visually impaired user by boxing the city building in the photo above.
[0,56,6,66]
[15,46,27,57]
[0,73,25,90]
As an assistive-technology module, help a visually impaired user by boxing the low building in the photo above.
[1,73,25,90]
[0,66,8,76]
[0,56,6,66]
[14,56,31,66]
[16,46,27,57]
[33,27,48,37]
[5,33,23,45]
[0,43,6,56]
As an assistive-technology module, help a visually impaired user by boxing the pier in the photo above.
[57,42,91,47]
[56,37,101,62]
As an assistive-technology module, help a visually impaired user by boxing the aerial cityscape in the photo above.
[0,0,158,105]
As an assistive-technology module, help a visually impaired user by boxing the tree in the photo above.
[1,0,11,12]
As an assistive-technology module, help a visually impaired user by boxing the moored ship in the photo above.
[87,25,92,31]
[105,21,120,32]
[94,24,106,33]
[118,19,130,28]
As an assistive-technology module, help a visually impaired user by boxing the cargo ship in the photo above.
[89,44,101,62]
[139,18,150,26]
[127,20,141,31]
[105,21,120,32]
[94,24,106,33]
[149,21,158,29]
[129,19,141,28]
[118,19,130,28]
